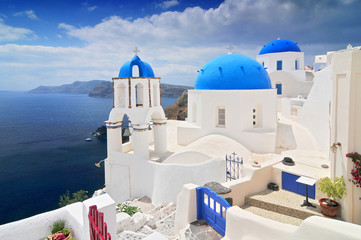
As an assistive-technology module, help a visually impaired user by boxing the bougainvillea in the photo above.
[346,152,361,188]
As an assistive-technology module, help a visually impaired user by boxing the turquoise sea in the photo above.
[0,92,177,225]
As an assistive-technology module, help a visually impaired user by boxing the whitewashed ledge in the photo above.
[0,194,116,240]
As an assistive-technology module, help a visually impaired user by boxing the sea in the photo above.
[0,91,177,225]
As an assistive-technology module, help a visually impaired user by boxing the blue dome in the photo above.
[118,56,155,78]
[259,39,301,55]
[195,54,271,90]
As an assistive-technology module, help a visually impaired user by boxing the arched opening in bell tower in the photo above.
[135,83,144,107]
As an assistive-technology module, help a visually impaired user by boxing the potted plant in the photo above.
[46,220,74,240]
[318,176,346,218]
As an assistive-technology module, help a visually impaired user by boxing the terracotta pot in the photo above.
[45,231,72,240]
[319,198,340,218]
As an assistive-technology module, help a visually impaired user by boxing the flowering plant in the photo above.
[346,152,361,188]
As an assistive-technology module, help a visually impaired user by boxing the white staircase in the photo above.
[116,197,177,240]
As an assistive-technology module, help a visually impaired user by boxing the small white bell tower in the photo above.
[106,48,167,160]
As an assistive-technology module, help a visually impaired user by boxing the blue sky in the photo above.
[1,0,361,90]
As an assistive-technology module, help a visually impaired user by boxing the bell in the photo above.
[123,127,132,137]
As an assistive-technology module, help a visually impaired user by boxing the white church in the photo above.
[1,39,361,240]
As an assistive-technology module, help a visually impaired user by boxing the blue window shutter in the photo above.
[276,83,282,95]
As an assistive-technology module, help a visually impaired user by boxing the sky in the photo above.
[0,0,361,90]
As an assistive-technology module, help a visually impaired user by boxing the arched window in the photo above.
[153,84,159,106]
[275,81,282,95]
[117,83,125,108]
[135,83,144,107]
[132,65,140,77]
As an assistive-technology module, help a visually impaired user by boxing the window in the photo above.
[295,59,299,70]
[217,107,225,127]
[253,108,257,127]
[277,60,282,71]
[153,84,159,106]
[135,83,143,107]
[132,65,140,77]
[275,82,282,95]
[117,84,125,108]
[253,104,263,128]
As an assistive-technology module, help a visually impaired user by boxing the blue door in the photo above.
[196,187,230,236]
[282,172,315,199]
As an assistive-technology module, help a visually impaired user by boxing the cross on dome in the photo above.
[133,46,140,56]
[227,44,234,54]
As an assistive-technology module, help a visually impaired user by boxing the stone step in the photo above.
[245,188,323,220]
[128,196,156,213]
[155,211,177,238]
[176,219,222,240]
[147,202,177,221]
[241,204,303,226]
[117,230,147,240]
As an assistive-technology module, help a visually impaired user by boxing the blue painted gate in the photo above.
[196,187,231,236]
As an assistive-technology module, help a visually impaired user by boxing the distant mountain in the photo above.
[160,83,193,97]
[88,81,193,98]
[29,80,193,99]
[28,80,107,94]
[88,81,113,98]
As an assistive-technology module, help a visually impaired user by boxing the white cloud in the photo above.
[88,6,97,12]
[0,18,35,41]
[58,23,76,31]
[13,10,38,20]
[1,0,360,90]
[158,0,180,9]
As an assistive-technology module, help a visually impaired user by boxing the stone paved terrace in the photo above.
[242,188,342,226]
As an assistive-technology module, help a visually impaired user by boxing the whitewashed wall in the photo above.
[257,51,305,73]
[224,207,361,240]
[180,89,277,153]
[329,48,361,224]
[296,66,331,153]
[105,151,226,205]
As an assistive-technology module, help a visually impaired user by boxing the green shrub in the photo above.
[51,220,65,234]
[116,202,141,216]
[318,176,347,204]
[59,190,88,207]
[62,228,71,237]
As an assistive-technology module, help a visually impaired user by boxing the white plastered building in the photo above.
[256,38,314,98]
[178,54,277,153]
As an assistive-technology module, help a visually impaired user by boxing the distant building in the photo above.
[256,38,314,98]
